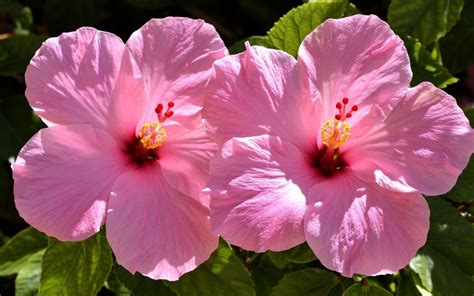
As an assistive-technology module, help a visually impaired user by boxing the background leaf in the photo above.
[228,36,272,54]
[465,108,474,126]
[250,254,284,296]
[397,270,422,296]
[0,0,33,33]
[271,268,342,296]
[343,283,392,296]
[0,227,47,276]
[0,92,43,160]
[0,35,46,76]
[409,198,474,296]
[229,0,358,56]
[44,0,105,35]
[108,264,174,296]
[444,154,474,203]
[268,243,316,269]
[0,1,473,295]
[125,0,175,10]
[402,35,458,88]
[440,0,474,74]
[39,231,113,296]
[15,249,44,296]
[168,240,255,296]
[266,0,351,57]
[441,109,473,202]
[388,0,464,45]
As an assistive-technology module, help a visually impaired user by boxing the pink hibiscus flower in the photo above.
[203,15,474,276]
[12,17,227,280]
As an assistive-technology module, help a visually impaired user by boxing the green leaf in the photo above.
[0,112,20,160]
[328,278,354,296]
[0,35,46,76]
[250,254,284,296]
[388,0,464,45]
[229,36,272,54]
[409,198,474,296]
[229,1,358,56]
[268,243,316,269]
[168,240,255,296]
[397,270,422,296]
[440,0,474,74]
[465,108,474,127]
[44,0,105,35]
[39,231,113,296]
[0,227,47,276]
[402,35,458,88]
[308,0,359,16]
[104,266,132,296]
[266,0,350,57]
[0,92,43,160]
[15,250,44,296]
[342,2,359,16]
[444,155,474,202]
[429,41,443,64]
[111,264,174,296]
[0,0,33,33]
[248,36,272,47]
[271,268,342,296]
[343,283,392,296]
[0,0,25,18]
[0,162,13,209]
[124,0,174,10]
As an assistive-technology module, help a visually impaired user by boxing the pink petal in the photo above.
[25,27,125,130]
[108,49,149,141]
[298,15,411,120]
[125,17,228,130]
[209,135,316,252]
[346,82,474,196]
[106,166,218,281]
[204,44,319,151]
[159,123,217,207]
[12,125,128,241]
[304,174,429,277]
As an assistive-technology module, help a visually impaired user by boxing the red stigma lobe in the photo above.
[155,100,175,122]
[334,97,358,121]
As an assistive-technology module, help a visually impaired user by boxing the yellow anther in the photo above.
[321,119,351,149]
[139,122,167,149]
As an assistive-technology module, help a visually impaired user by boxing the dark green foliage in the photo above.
[0,1,473,295]
[39,231,113,296]
[410,198,474,296]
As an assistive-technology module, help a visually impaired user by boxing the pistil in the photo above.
[314,97,358,176]
[138,101,175,150]
[128,101,176,165]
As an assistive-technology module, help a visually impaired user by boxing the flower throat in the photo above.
[313,97,358,177]
[128,101,175,165]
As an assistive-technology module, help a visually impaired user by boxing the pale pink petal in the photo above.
[106,166,218,281]
[298,15,411,120]
[125,17,228,130]
[209,135,317,252]
[346,82,474,196]
[304,174,429,277]
[108,49,148,141]
[25,27,125,130]
[12,125,128,241]
[204,44,319,151]
[159,123,217,207]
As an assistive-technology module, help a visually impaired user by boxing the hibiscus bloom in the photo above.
[12,17,227,280]
[204,15,474,276]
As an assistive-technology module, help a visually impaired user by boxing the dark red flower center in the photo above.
[312,97,358,177]
[127,101,175,165]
